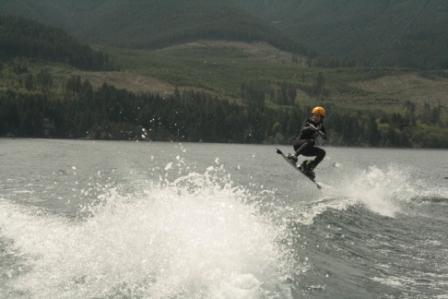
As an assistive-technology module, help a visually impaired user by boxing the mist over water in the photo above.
[0,140,447,298]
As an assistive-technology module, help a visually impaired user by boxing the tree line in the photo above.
[0,75,446,148]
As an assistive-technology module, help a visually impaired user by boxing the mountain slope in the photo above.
[0,15,109,70]
[2,0,448,68]
[235,0,448,68]
[0,0,309,54]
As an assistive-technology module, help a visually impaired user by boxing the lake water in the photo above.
[0,139,447,298]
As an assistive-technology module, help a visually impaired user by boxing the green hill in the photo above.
[0,3,447,146]
[235,0,448,69]
[0,0,309,55]
[0,15,109,70]
[3,0,448,68]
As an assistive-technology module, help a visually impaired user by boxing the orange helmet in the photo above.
[311,106,326,118]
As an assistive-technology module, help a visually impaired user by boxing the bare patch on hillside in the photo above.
[354,73,448,105]
[75,70,239,102]
[78,71,175,95]
[159,40,308,66]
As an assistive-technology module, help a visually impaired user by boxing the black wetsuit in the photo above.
[293,118,327,168]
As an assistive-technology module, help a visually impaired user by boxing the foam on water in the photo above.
[298,165,427,224]
[337,165,419,216]
[2,152,446,298]
[0,166,291,299]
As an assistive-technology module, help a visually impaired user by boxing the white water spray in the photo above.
[0,166,291,299]
[297,165,427,224]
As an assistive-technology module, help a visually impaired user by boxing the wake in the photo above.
[1,157,446,299]
[0,165,292,299]
[295,165,447,224]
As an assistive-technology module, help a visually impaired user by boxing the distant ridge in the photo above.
[2,0,448,68]
[235,0,448,69]
[0,14,109,70]
[0,0,311,56]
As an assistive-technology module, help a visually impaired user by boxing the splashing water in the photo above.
[0,166,292,299]
[297,165,425,224]
[337,165,420,216]
[2,144,446,299]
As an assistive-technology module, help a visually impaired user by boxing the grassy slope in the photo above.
[107,42,311,98]
[105,41,448,115]
[1,40,447,144]
[3,38,447,117]
[0,62,175,97]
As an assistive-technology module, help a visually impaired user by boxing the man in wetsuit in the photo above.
[287,106,327,180]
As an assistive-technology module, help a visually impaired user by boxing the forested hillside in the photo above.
[1,78,446,147]
[0,0,309,55]
[0,5,447,148]
[0,15,109,70]
[2,0,448,68]
[235,0,448,68]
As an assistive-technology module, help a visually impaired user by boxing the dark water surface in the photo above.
[0,139,447,298]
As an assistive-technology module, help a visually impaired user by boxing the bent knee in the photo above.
[318,148,326,158]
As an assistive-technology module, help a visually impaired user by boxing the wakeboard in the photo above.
[276,148,322,189]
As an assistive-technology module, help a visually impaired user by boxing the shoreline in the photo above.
[1,137,447,151]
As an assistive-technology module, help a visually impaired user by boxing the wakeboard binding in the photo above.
[299,160,316,180]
